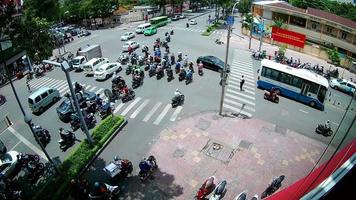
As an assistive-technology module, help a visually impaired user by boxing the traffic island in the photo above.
[202,21,223,36]
[31,115,126,200]
[141,112,333,199]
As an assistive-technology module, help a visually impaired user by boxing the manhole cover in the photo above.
[195,118,211,131]
[201,140,235,164]
[173,148,185,158]
[238,140,253,150]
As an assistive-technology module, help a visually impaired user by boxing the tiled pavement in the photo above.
[144,112,333,199]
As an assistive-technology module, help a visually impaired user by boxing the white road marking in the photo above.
[60,88,70,96]
[228,81,255,91]
[143,102,161,122]
[153,104,171,125]
[57,83,68,91]
[89,86,97,92]
[170,106,183,121]
[39,79,57,87]
[223,103,252,118]
[231,63,253,69]
[224,99,255,112]
[7,126,48,161]
[230,69,254,77]
[85,85,91,90]
[130,99,149,119]
[232,67,254,74]
[229,73,255,82]
[226,88,256,100]
[225,93,256,106]
[227,84,255,95]
[229,76,255,86]
[10,141,22,151]
[332,122,339,126]
[30,77,48,86]
[114,102,125,114]
[31,78,52,88]
[96,88,104,95]
[121,97,141,116]
[298,109,309,114]
[47,80,63,88]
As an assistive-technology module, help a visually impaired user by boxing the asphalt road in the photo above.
[0,10,354,182]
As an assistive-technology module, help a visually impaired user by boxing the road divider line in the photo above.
[225,93,256,106]
[298,109,309,114]
[143,102,161,122]
[114,103,125,114]
[121,97,141,116]
[170,106,183,121]
[130,99,149,119]
[7,127,48,161]
[153,104,171,125]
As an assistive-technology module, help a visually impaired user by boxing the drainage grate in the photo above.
[201,140,236,164]
[195,118,211,131]
[238,140,253,150]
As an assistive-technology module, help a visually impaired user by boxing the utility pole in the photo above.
[248,1,254,49]
[219,1,240,115]
[259,18,264,52]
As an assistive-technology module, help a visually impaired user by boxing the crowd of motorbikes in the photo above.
[194,175,285,200]
[69,155,157,200]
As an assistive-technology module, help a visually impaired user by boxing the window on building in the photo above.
[312,23,317,30]
[272,12,288,23]
[326,26,332,33]
[341,31,347,40]
[290,16,306,27]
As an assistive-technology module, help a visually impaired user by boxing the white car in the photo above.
[189,20,197,25]
[120,32,135,41]
[94,63,123,80]
[329,79,356,95]
[0,150,19,178]
[122,41,140,52]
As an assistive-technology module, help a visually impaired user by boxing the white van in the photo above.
[136,23,151,34]
[83,57,109,76]
[28,87,60,113]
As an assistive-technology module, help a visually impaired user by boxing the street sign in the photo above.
[226,16,234,26]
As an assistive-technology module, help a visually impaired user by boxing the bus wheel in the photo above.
[309,101,316,107]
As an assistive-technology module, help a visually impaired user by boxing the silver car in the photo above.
[122,41,140,52]
[0,150,19,178]
[121,32,135,41]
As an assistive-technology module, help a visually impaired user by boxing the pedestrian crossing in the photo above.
[28,77,184,125]
[161,27,225,35]
[223,50,256,117]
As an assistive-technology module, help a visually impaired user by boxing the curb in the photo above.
[77,118,128,177]
[188,10,214,20]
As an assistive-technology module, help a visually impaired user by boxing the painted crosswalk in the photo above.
[223,50,256,117]
[161,26,225,35]
[28,77,184,125]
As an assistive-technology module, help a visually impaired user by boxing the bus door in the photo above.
[300,83,310,96]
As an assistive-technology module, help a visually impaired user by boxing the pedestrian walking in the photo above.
[26,82,31,93]
[240,75,245,91]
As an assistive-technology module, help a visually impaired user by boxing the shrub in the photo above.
[33,115,125,200]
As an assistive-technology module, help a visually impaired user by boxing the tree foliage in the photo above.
[327,48,341,66]
[81,0,118,18]
[290,0,356,21]
[23,0,60,22]
[237,0,252,14]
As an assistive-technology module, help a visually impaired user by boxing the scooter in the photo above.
[156,69,164,80]
[315,124,333,137]
[172,94,184,108]
[179,71,186,81]
[185,74,193,85]
[234,191,248,200]
[89,183,120,200]
[209,180,227,200]
[132,77,143,89]
[166,69,174,82]
[32,125,51,147]
[195,176,216,200]
[126,65,132,75]
[138,155,158,182]
[104,156,133,181]
[215,39,224,45]
[99,103,113,119]
[121,89,135,103]
[264,89,279,103]
[261,175,285,199]
[149,67,156,77]
[58,129,76,151]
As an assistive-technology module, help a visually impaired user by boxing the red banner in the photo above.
[272,27,306,48]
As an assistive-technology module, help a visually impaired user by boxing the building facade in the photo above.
[252,1,356,59]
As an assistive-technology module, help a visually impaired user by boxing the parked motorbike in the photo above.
[315,124,333,137]
[234,191,247,200]
[138,155,157,182]
[195,176,216,200]
[166,68,174,82]
[172,94,184,108]
[103,156,133,181]
[252,50,267,60]
[261,175,285,199]
[99,103,113,119]
[264,88,279,103]
[149,67,156,77]
[0,179,22,200]
[58,128,76,151]
[24,161,45,183]
[209,180,227,200]
[89,182,120,200]
[32,125,51,147]
[215,39,224,45]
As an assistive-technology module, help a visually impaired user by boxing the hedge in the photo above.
[32,115,125,200]
[201,22,222,36]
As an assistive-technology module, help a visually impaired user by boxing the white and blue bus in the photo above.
[257,59,329,110]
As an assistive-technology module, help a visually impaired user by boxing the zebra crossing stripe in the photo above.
[230,65,253,72]
[61,89,70,96]
[229,76,255,86]
[232,67,254,74]
[114,102,125,114]
[49,80,65,89]
[224,99,256,112]
[143,102,161,122]
[226,88,256,100]
[121,97,141,116]
[153,104,171,125]
[89,87,97,92]
[225,93,255,106]
[223,103,252,118]
[46,80,62,88]
[96,88,103,95]
[227,84,255,95]
[130,99,149,119]
[170,106,183,121]
[56,82,68,91]
[30,77,47,86]
[229,81,256,91]
[232,60,252,65]
[229,73,255,82]
[31,78,52,88]
[85,85,91,90]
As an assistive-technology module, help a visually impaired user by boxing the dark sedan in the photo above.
[56,91,96,121]
[196,56,230,73]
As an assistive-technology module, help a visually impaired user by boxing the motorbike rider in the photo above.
[198,61,203,71]
[59,128,74,143]
[324,120,331,130]
[177,52,183,62]
[183,55,189,67]
[93,182,108,196]
[170,53,175,65]
[74,82,83,93]
[95,94,103,107]
[186,69,193,80]
[173,89,183,103]
[188,62,194,73]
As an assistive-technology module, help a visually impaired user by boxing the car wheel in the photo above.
[334,86,338,90]
[52,97,58,103]
[106,74,110,79]
[38,107,44,113]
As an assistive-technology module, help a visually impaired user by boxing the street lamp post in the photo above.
[43,60,94,145]
[248,1,254,49]
[259,17,264,52]
[219,1,240,115]
[0,40,59,173]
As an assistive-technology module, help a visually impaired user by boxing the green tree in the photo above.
[272,18,287,29]
[289,0,326,10]
[60,0,83,22]
[23,0,60,22]
[81,0,118,18]
[237,0,252,14]
[327,48,341,66]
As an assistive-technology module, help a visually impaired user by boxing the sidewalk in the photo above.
[129,112,333,199]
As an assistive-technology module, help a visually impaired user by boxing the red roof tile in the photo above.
[307,8,356,29]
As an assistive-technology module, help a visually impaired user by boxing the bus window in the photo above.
[291,76,303,88]
[317,86,327,103]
